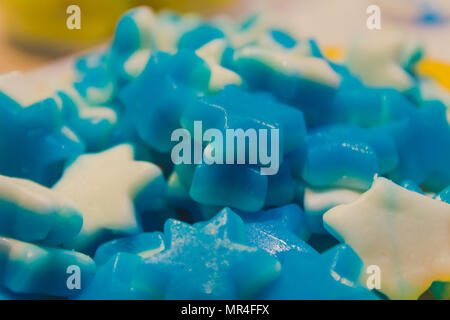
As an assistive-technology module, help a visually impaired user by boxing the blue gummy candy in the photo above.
[81,208,281,299]
[178,24,225,50]
[237,204,314,258]
[0,237,95,297]
[379,101,450,191]
[288,125,382,190]
[119,51,210,152]
[259,245,380,300]
[94,233,165,266]
[190,164,268,212]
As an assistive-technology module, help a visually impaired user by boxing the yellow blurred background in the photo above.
[0,0,235,72]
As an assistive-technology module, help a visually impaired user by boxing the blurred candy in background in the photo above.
[0,0,449,74]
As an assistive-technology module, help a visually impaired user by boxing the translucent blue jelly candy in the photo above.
[181,85,305,154]
[119,50,210,152]
[233,46,341,126]
[330,82,416,128]
[259,245,380,300]
[109,7,155,83]
[288,125,387,190]
[178,24,225,50]
[166,171,212,222]
[56,89,118,152]
[94,232,165,265]
[190,164,268,212]
[81,208,281,299]
[237,205,314,258]
[0,237,95,297]
[73,64,117,106]
[0,175,82,245]
[268,29,298,49]
[265,162,296,207]
[435,185,450,204]
[401,180,424,194]
[0,93,84,186]
[379,101,450,191]
[52,144,166,255]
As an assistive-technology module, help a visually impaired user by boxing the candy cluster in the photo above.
[0,6,449,300]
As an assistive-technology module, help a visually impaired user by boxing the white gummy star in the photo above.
[196,39,242,92]
[53,144,164,252]
[324,177,450,299]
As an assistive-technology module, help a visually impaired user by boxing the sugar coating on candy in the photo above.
[324,177,450,299]
[0,237,95,297]
[53,144,166,254]
[0,175,82,245]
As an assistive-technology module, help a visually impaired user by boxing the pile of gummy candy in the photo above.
[0,6,449,300]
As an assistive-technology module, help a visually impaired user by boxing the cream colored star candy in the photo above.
[323,177,450,300]
[53,144,166,254]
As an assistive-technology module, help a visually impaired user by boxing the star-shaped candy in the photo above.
[0,237,95,297]
[260,244,379,300]
[56,87,118,152]
[94,232,165,265]
[0,174,82,245]
[138,208,281,299]
[324,177,450,299]
[195,39,242,93]
[53,144,166,254]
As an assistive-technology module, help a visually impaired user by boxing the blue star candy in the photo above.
[94,232,165,265]
[55,88,118,152]
[178,23,225,50]
[259,244,380,300]
[79,208,281,299]
[181,85,306,154]
[378,101,450,191]
[190,164,268,212]
[287,124,398,190]
[233,45,341,126]
[0,92,84,186]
